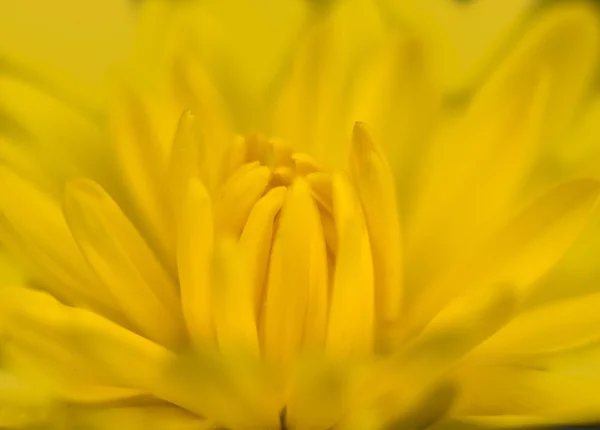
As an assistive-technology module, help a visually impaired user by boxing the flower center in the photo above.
[215,133,342,364]
[205,123,402,366]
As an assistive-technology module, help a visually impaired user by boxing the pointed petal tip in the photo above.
[64,178,106,205]
[351,121,378,160]
[564,177,600,205]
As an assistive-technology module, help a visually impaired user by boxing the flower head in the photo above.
[2,1,600,429]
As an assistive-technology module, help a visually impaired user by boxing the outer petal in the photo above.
[411,179,600,329]
[0,0,134,86]
[269,0,385,166]
[452,347,600,425]
[377,0,535,93]
[406,1,600,308]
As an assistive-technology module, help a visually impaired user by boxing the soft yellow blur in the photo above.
[1,0,600,430]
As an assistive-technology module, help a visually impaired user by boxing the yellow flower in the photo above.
[1,0,600,429]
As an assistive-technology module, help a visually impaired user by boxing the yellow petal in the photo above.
[177,178,214,346]
[413,179,600,328]
[407,2,600,304]
[395,284,516,390]
[4,344,144,404]
[477,292,600,356]
[508,2,600,142]
[350,123,403,333]
[0,167,116,316]
[64,179,184,347]
[160,350,281,429]
[386,381,457,430]
[326,172,374,358]
[0,286,172,397]
[176,0,310,130]
[455,348,600,424]
[261,178,325,366]
[0,74,113,190]
[408,53,551,297]
[171,54,234,187]
[0,0,133,87]
[269,0,384,165]
[66,403,212,430]
[287,359,351,430]
[349,35,439,197]
[212,238,260,357]
[239,187,287,315]
[110,88,174,268]
[168,110,207,216]
[0,371,56,429]
[214,163,271,238]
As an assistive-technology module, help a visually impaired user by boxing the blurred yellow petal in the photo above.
[378,0,535,93]
[64,178,185,348]
[455,347,600,425]
[407,2,600,299]
[0,0,134,86]
[413,179,600,327]
[1,0,600,428]
[477,292,600,355]
[0,167,118,316]
[0,371,56,428]
[159,350,281,429]
[66,403,212,430]
[270,0,385,165]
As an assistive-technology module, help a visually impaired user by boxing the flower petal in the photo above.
[0,0,134,87]
[407,2,600,303]
[454,347,600,425]
[326,172,374,358]
[269,0,384,166]
[159,350,281,429]
[413,178,600,328]
[64,179,185,348]
[477,292,600,356]
[261,178,327,366]
[212,238,260,357]
[177,177,214,347]
[350,123,403,340]
[0,167,117,317]
[239,186,287,316]
[0,286,171,398]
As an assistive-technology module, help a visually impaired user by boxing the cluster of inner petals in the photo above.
[180,121,404,367]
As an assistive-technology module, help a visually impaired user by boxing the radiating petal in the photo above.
[477,292,600,356]
[212,238,260,357]
[0,167,117,317]
[239,187,287,316]
[349,35,439,206]
[0,0,134,88]
[110,88,175,268]
[326,172,374,358]
[65,403,212,430]
[413,179,600,328]
[159,350,281,429]
[407,2,600,303]
[270,0,384,166]
[64,179,184,347]
[177,178,214,346]
[173,0,311,130]
[454,347,600,425]
[0,371,56,428]
[170,54,234,189]
[0,74,116,192]
[287,359,351,430]
[261,178,326,366]
[350,123,403,341]
[214,163,271,238]
[0,286,172,397]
